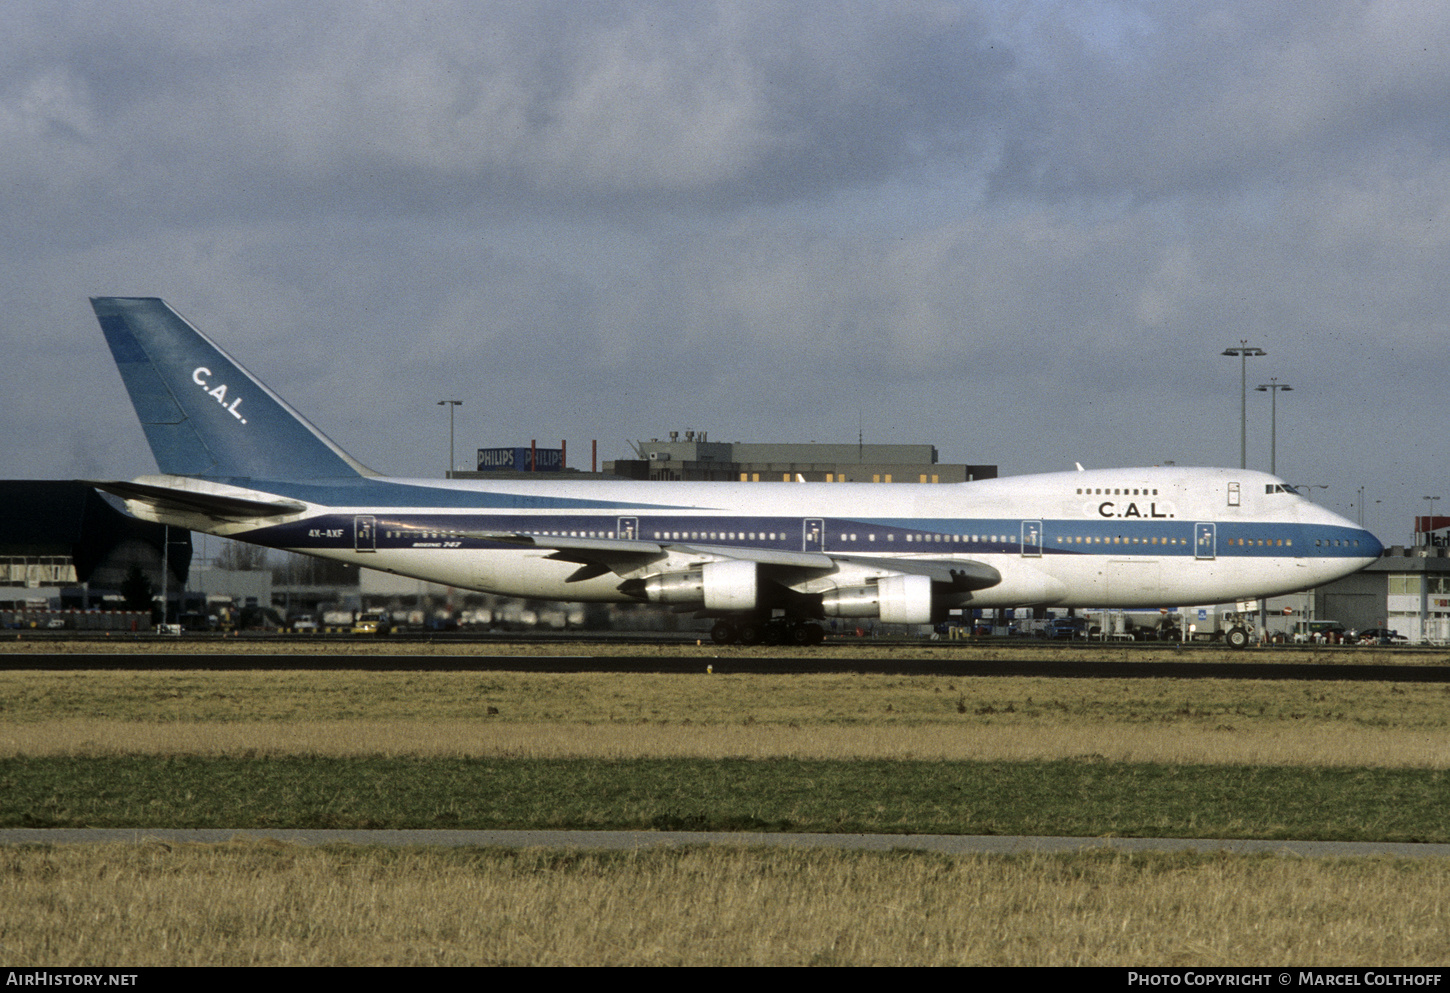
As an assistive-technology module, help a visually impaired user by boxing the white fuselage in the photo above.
[126,465,1382,612]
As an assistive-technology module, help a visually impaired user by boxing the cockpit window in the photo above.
[1265,484,1299,495]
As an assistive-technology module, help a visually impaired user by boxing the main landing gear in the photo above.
[711,617,826,646]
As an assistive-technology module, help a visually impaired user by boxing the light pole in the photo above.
[1254,378,1293,476]
[1350,487,1382,529]
[1421,496,1441,643]
[1222,342,1266,470]
[437,400,462,477]
[160,524,169,632]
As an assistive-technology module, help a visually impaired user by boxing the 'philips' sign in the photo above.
[476,447,564,471]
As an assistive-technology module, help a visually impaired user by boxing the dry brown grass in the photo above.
[2,669,1448,766]
[5,717,1450,767]
[6,661,1449,966]
[2,841,1447,966]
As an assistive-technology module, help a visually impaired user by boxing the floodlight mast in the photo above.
[1254,378,1293,476]
[437,400,463,477]
[1222,342,1266,470]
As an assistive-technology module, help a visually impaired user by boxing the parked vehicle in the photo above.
[177,611,214,632]
[351,610,392,636]
[1292,620,1347,644]
[1133,618,1183,641]
[1189,609,1254,648]
[1045,617,1088,640]
[1357,628,1408,645]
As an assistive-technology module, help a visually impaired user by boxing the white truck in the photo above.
[1186,606,1255,649]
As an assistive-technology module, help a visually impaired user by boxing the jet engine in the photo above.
[820,574,933,625]
[618,559,760,611]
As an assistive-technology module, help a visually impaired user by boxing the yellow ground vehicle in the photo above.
[351,610,391,636]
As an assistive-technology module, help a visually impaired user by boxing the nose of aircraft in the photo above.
[1322,505,1384,559]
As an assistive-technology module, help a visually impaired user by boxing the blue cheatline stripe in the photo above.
[242,511,1375,559]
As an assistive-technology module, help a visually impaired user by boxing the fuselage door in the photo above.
[355,515,377,552]
[617,517,638,540]
[803,518,825,553]
[1228,482,1241,507]
[1021,520,1043,558]
[1195,522,1216,560]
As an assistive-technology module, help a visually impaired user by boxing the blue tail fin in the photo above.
[92,297,373,480]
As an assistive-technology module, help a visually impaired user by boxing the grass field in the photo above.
[4,669,1449,766]
[4,669,1449,836]
[4,659,1450,964]
[7,754,1450,840]
[5,843,1450,966]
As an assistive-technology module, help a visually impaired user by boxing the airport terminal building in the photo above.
[604,432,997,483]
[446,433,998,485]
[1315,535,1450,644]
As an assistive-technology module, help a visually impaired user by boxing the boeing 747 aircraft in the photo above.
[90,297,1382,646]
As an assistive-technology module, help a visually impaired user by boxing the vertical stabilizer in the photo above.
[92,297,373,480]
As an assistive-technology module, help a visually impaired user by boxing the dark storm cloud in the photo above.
[987,1,1450,201]
[0,0,1015,233]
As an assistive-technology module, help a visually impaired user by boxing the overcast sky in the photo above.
[3,0,1444,543]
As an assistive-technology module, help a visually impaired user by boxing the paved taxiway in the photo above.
[6,651,1450,681]
[6,828,1450,858]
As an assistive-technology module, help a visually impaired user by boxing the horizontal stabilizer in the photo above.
[91,479,307,523]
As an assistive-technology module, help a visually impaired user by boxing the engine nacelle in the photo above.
[878,574,934,624]
[820,574,933,624]
[634,570,705,603]
[820,584,881,617]
[701,559,759,611]
[622,560,760,611]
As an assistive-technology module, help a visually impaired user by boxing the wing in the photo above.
[467,531,674,583]
[828,553,1001,592]
[463,530,1001,594]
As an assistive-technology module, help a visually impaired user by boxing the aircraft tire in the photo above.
[736,621,764,646]
[1225,626,1249,650]
[711,620,737,645]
